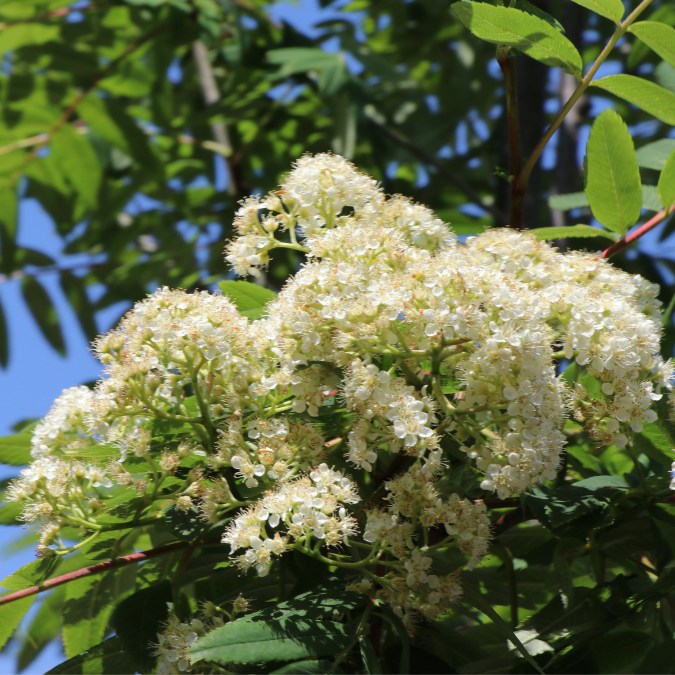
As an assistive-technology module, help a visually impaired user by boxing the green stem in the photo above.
[512,0,655,225]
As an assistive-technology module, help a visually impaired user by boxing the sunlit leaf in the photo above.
[585,109,642,234]
[658,150,675,208]
[218,280,277,319]
[629,21,675,68]
[591,74,675,125]
[0,430,32,465]
[530,225,617,241]
[451,1,583,76]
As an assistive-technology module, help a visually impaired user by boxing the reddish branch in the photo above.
[0,541,188,607]
[601,205,675,259]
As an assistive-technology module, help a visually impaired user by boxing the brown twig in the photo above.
[497,47,522,228]
[0,541,189,607]
[601,205,675,259]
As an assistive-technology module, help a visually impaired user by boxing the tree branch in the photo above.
[601,205,675,260]
[512,0,655,221]
[0,541,188,607]
[497,47,522,228]
[192,39,245,199]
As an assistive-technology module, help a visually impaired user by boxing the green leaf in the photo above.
[530,225,617,241]
[0,22,60,52]
[18,588,65,672]
[643,184,664,212]
[77,98,160,173]
[63,568,136,658]
[0,430,32,465]
[548,191,589,211]
[629,22,675,68]
[594,629,653,674]
[47,636,137,675]
[658,150,675,208]
[0,187,18,275]
[585,109,642,234]
[60,272,98,342]
[163,504,205,541]
[656,61,675,93]
[450,1,583,77]
[571,475,629,492]
[111,581,172,672]
[636,139,675,170]
[0,595,35,651]
[272,660,339,673]
[591,74,675,125]
[191,617,352,667]
[21,277,66,355]
[218,280,277,319]
[267,48,349,96]
[568,0,623,22]
[190,587,364,667]
[50,125,102,218]
[0,498,23,526]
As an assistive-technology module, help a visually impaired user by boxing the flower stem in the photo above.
[601,205,675,259]
[511,0,655,228]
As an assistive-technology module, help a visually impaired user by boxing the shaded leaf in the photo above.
[658,150,675,208]
[629,21,675,68]
[585,109,642,233]
[18,588,65,672]
[643,184,664,212]
[50,125,102,218]
[272,659,340,673]
[0,595,35,651]
[0,187,18,274]
[593,629,653,674]
[531,225,617,241]
[548,191,589,211]
[451,1,583,76]
[591,74,675,125]
[21,277,66,355]
[636,139,675,170]
[60,272,98,342]
[568,0,623,23]
[47,636,137,675]
[63,568,136,658]
[111,581,172,672]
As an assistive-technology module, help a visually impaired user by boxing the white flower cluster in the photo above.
[222,463,359,575]
[9,153,671,628]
